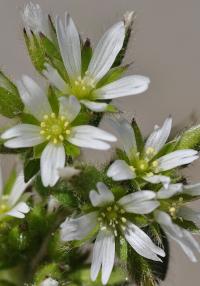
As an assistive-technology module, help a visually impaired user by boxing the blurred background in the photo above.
[0,0,200,285]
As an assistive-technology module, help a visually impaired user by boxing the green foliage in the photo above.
[0,71,23,118]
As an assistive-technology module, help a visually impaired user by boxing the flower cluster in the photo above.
[0,2,199,286]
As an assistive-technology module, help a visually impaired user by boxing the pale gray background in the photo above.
[0,0,200,285]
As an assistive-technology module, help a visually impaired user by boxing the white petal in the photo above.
[118,191,159,214]
[157,150,199,171]
[41,278,59,286]
[95,75,150,99]
[8,171,31,206]
[71,125,116,141]
[88,21,125,83]
[89,182,114,207]
[143,175,171,189]
[43,63,69,92]
[2,124,44,149]
[155,211,200,262]
[108,118,136,158]
[154,211,182,238]
[60,212,97,241]
[107,160,135,181]
[91,230,115,285]
[183,183,200,196]
[178,207,200,227]
[41,143,65,187]
[101,231,115,285]
[17,75,52,121]
[80,100,108,112]
[68,136,111,150]
[58,166,80,179]
[156,183,183,199]
[1,124,41,139]
[69,125,116,150]
[6,202,30,219]
[145,117,172,155]
[56,13,81,79]
[59,96,81,122]
[124,222,165,261]
[4,136,44,148]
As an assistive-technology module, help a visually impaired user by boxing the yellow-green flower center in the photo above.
[130,147,159,176]
[40,113,71,145]
[70,74,96,99]
[98,204,126,236]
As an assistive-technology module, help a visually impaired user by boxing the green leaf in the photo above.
[0,71,24,118]
[176,124,200,151]
[131,118,144,152]
[81,38,92,75]
[24,159,40,182]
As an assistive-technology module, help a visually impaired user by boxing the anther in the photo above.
[40,122,46,127]
[121,217,127,223]
[43,115,49,120]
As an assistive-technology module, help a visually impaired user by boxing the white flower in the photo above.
[42,13,150,112]
[60,182,165,285]
[107,117,198,187]
[22,2,52,39]
[1,76,116,187]
[154,183,200,262]
[40,277,58,286]
[155,210,200,262]
[0,167,30,219]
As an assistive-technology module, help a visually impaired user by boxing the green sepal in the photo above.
[40,33,61,60]
[97,65,128,88]
[48,85,59,114]
[24,29,45,73]
[176,124,200,151]
[174,217,200,232]
[3,168,17,196]
[64,142,80,158]
[81,38,92,75]
[131,118,144,153]
[33,142,47,159]
[71,110,91,126]
[0,73,23,118]
[106,104,118,113]
[24,158,40,182]
[34,263,61,285]
[20,113,40,125]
